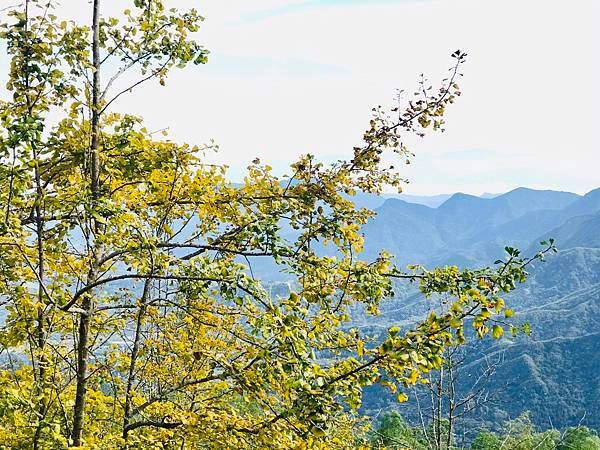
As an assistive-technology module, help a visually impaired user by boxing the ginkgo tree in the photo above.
[0,1,553,449]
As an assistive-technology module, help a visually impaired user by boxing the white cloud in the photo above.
[1,0,598,195]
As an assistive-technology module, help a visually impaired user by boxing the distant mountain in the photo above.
[433,188,579,243]
[362,187,582,267]
[361,199,442,263]
[493,187,579,211]
[353,186,600,433]
[530,212,600,253]
[347,192,454,210]
[561,187,600,217]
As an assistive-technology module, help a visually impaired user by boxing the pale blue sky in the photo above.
[240,0,429,21]
[1,0,598,195]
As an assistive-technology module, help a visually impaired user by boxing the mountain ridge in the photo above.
[355,186,600,433]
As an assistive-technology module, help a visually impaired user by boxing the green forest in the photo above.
[369,412,600,450]
[0,1,598,449]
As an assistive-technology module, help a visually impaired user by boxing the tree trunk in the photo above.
[436,365,444,450]
[71,290,93,446]
[122,279,151,442]
[446,356,455,450]
[72,0,101,445]
[32,130,48,450]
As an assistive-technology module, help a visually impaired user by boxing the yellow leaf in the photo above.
[492,325,504,339]
[397,392,408,403]
[357,339,365,356]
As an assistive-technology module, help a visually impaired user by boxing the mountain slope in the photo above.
[356,187,600,432]
[363,187,585,267]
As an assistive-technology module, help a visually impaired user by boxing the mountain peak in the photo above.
[438,192,483,209]
[563,187,600,216]
[378,197,434,214]
[494,187,579,211]
[583,187,600,198]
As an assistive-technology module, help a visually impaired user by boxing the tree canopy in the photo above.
[371,411,600,450]
[0,1,552,448]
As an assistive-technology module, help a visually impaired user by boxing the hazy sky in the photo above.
[2,0,599,195]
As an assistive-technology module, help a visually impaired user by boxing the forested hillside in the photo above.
[357,187,600,433]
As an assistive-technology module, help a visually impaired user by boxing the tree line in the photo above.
[370,411,600,450]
